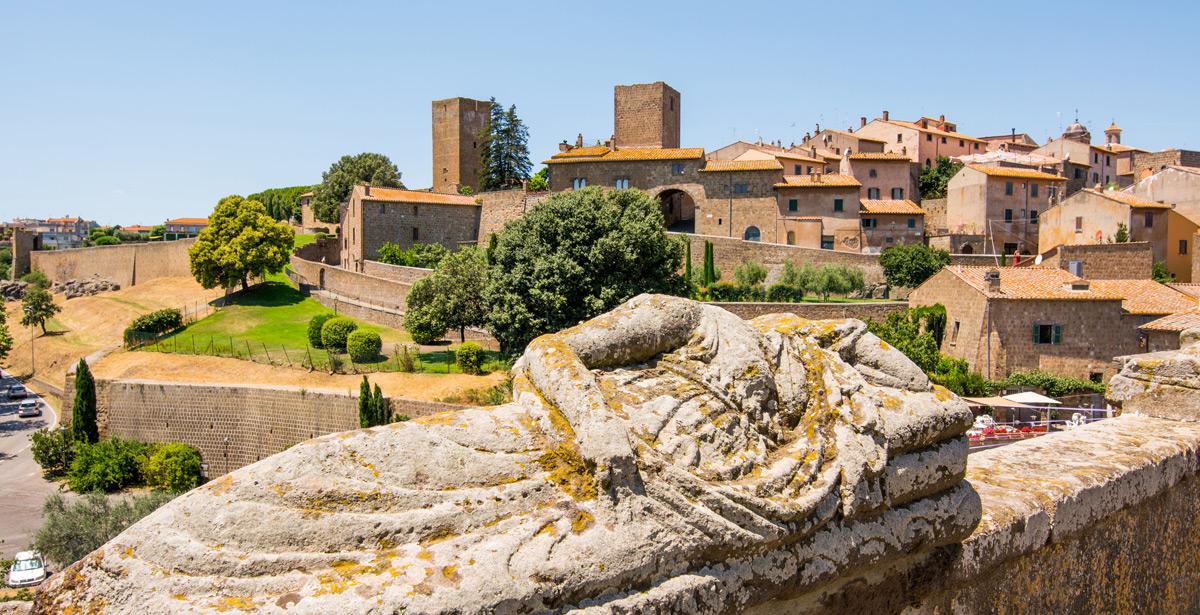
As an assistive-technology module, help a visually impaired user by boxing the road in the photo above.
[0,371,59,558]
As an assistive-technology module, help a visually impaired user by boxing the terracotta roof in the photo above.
[1088,279,1197,315]
[45,217,83,224]
[299,191,314,197]
[967,164,1067,181]
[773,151,825,164]
[121,225,155,233]
[1086,189,1172,209]
[824,129,886,144]
[1140,309,1200,333]
[883,120,987,143]
[545,147,704,164]
[700,159,783,172]
[1169,283,1200,299]
[774,174,861,188]
[356,186,478,206]
[165,218,209,225]
[849,152,913,161]
[945,266,1123,300]
[1090,143,1147,154]
[859,199,926,215]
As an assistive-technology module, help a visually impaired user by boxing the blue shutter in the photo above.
[1032,324,1040,344]
[1053,325,1062,345]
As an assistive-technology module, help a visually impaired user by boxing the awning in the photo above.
[961,396,1035,408]
[1002,391,1062,406]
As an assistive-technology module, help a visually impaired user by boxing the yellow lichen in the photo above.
[441,565,459,581]
[208,476,233,497]
[571,511,594,533]
[212,596,259,612]
[537,441,598,501]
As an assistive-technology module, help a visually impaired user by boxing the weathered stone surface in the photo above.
[33,295,974,614]
[51,277,120,299]
[0,279,28,301]
[1109,326,1200,422]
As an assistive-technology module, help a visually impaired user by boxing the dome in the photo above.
[1063,120,1091,143]
[1106,121,1122,133]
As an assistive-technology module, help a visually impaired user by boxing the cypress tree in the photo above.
[71,359,98,444]
[372,384,387,426]
[358,376,371,428]
[684,240,693,289]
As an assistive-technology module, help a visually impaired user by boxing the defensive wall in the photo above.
[76,377,465,477]
[675,232,887,285]
[28,238,195,286]
[710,301,907,322]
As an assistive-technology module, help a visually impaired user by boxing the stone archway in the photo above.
[656,188,697,233]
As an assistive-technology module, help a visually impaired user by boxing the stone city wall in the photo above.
[91,378,464,477]
[29,238,195,286]
[289,252,427,312]
[675,232,886,285]
[708,301,907,322]
[360,260,434,285]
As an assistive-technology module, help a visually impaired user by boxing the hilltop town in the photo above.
[3,82,1200,612]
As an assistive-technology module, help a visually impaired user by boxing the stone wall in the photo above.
[290,252,425,312]
[360,260,434,285]
[922,197,948,232]
[1131,148,1200,181]
[294,236,340,266]
[93,378,464,477]
[1052,241,1153,279]
[477,189,549,243]
[30,238,195,286]
[675,232,886,285]
[708,301,907,322]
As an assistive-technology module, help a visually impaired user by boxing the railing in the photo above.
[967,406,1112,452]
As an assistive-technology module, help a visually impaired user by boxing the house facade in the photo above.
[163,218,208,241]
[855,113,987,168]
[944,165,1066,255]
[339,185,480,272]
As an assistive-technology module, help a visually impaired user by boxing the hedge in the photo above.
[67,438,156,493]
[123,308,183,345]
[308,313,334,348]
[320,317,359,351]
[143,442,203,492]
[347,330,382,363]
[456,342,485,375]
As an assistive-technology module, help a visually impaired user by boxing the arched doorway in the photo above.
[743,226,761,242]
[657,189,696,233]
[960,243,974,254]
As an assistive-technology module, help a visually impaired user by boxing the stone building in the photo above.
[1129,149,1200,182]
[979,132,1039,154]
[839,151,917,202]
[1124,165,1200,222]
[614,82,679,149]
[859,199,926,253]
[1031,120,1145,190]
[855,112,987,168]
[431,97,492,194]
[1140,309,1200,352]
[163,217,208,241]
[1036,188,1196,281]
[943,165,1066,255]
[339,185,479,272]
[798,124,887,156]
[909,265,1194,380]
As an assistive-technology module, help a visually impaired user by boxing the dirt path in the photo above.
[91,352,506,401]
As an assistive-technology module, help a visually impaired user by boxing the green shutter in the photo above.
[1053,325,1062,345]
[1032,324,1040,344]
[789,199,798,212]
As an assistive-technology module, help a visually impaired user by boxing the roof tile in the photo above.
[774,174,861,188]
[859,199,926,215]
[700,159,783,172]
[967,164,1067,181]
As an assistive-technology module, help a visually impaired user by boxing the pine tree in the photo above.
[71,359,98,444]
[478,98,505,192]
[479,100,533,191]
[358,376,371,428]
[502,105,532,188]
[372,384,387,426]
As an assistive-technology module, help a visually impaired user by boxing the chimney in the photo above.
[559,140,570,152]
[1011,128,1016,142]
[882,110,889,121]
[814,173,823,183]
[364,185,371,197]
[575,133,584,148]
[815,123,821,134]
[984,269,1001,291]
[939,114,945,124]
[860,116,867,128]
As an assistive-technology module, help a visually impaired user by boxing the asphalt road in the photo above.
[0,371,59,559]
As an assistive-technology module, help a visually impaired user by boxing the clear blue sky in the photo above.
[1,1,1195,225]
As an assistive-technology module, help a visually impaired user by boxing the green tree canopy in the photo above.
[248,185,316,223]
[527,166,549,191]
[484,187,686,353]
[312,153,404,223]
[21,286,61,334]
[405,247,490,343]
[879,243,951,288]
[918,156,963,199]
[478,100,533,191]
[0,306,12,362]
[71,359,98,444]
[188,196,295,290]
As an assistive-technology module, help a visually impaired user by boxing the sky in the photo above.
[1,0,1197,225]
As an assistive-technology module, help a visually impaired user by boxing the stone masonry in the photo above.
[614,81,680,148]
[432,97,491,194]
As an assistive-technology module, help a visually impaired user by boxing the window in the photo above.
[1030,209,1039,224]
[862,218,877,228]
[1094,153,1099,163]
[743,226,761,241]
[788,198,798,212]
[833,198,844,212]
[733,183,749,194]
[927,134,933,142]
[614,177,630,189]
[821,235,834,250]
[1068,260,1084,276]
[974,143,980,150]
[907,217,916,228]
[1106,155,1112,166]
[941,136,947,144]
[1182,240,1190,255]
[1032,323,1062,345]
[806,165,814,174]
[1004,209,1013,222]
[1105,175,1110,185]
[869,169,878,178]
[1005,182,1014,196]
[414,205,419,216]
[572,177,587,189]
[1074,168,1082,179]
[1031,184,1038,197]
[891,187,904,199]
[925,158,932,167]
[867,187,881,199]
[795,164,803,174]
[1075,216,1083,231]
[886,236,894,244]
[379,203,387,214]
[670,97,675,111]
[412,227,419,241]
[1003,242,1018,255]
[959,139,964,147]
[950,320,961,346]
[1145,212,1154,228]
[671,163,684,175]
[786,231,796,245]
[896,133,903,143]
[1049,186,1057,199]
[1092,172,1099,183]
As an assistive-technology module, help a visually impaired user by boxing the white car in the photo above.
[6,384,27,399]
[6,551,47,587]
[16,399,40,418]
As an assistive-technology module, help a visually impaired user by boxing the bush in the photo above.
[143,442,203,492]
[707,281,746,302]
[34,491,175,568]
[123,308,184,346]
[1000,370,1105,397]
[31,426,76,479]
[393,345,418,372]
[66,438,156,493]
[307,313,334,348]
[733,261,768,290]
[20,269,50,289]
[94,236,120,246]
[879,244,950,289]
[320,317,359,351]
[376,242,448,269]
[766,283,803,302]
[347,329,382,362]
[456,342,485,374]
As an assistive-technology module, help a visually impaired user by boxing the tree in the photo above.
[248,185,315,223]
[733,261,768,289]
[94,235,120,246]
[373,384,387,425]
[71,359,98,444]
[867,309,942,373]
[1114,223,1130,243]
[1152,261,1175,283]
[358,376,372,428]
[312,153,403,223]
[403,279,448,344]
[34,491,174,568]
[879,243,951,288]
[21,286,60,334]
[405,247,491,342]
[0,307,13,362]
[478,100,533,191]
[918,156,963,199]
[188,196,295,290]
[485,187,686,353]
[527,167,549,191]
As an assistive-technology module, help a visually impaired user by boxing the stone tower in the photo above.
[1106,121,1122,145]
[614,82,680,149]
[432,97,492,194]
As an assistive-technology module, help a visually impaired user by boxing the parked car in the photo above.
[6,551,47,587]
[16,399,40,418]
[6,384,27,399]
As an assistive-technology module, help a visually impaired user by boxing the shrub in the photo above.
[123,308,184,346]
[34,491,175,568]
[20,269,50,289]
[94,236,120,246]
[347,329,382,362]
[67,438,156,493]
[320,317,359,351]
[439,379,513,406]
[143,442,203,492]
[307,313,334,348]
[393,345,417,372]
[455,342,485,374]
[404,288,448,345]
[1000,370,1105,397]
[706,281,746,302]
[31,426,76,479]
[733,261,768,289]
[766,283,803,303]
